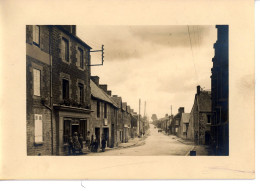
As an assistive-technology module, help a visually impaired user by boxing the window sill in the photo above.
[34,142,43,146]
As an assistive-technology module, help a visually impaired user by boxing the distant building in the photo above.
[210,25,229,155]
[171,107,184,135]
[178,113,190,139]
[188,86,211,145]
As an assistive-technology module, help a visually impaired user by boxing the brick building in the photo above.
[27,25,92,155]
[210,25,229,155]
[188,86,211,145]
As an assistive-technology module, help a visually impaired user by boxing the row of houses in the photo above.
[157,86,211,146]
[26,25,147,156]
[156,25,229,156]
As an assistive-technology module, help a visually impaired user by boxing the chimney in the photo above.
[197,85,201,95]
[99,84,108,92]
[178,107,184,113]
[91,76,99,86]
[165,114,168,117]
[107,90,112,96]
[113,95,118,98]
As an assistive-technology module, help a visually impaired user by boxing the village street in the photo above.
[87,124,209,156]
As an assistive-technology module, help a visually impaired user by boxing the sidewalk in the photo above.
[170,134,213,156]
[79,131,149,155]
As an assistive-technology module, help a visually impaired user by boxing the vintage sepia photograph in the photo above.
[26,25,229,156]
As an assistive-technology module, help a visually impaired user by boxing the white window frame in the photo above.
[33,68,41,96]
[34,114,43,143]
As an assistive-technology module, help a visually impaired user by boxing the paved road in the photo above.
[88,124,195,156]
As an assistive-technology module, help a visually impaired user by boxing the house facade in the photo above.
[171,107,184,135]
[177,113,190,139]
[27,25,92,155]
[211,25,229,155]
[90,77,119,148]
[188,86,212,145]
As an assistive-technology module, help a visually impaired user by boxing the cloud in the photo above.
[77,25,217,118]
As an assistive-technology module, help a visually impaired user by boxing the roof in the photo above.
[181,113,190,123]
[197,91,211,111]
[90,80,117,107]
[111,96,122,109]
[122,102,127,111]
[56,26,92,49]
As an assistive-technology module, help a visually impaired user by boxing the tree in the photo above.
[151,114,158,122]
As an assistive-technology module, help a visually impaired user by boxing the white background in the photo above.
[0,1,259,191]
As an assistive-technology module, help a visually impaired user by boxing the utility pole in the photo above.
[138,99,141,136]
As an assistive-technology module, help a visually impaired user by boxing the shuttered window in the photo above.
[33,68,41,96]
[78,47,84,69]
[33,25,40,45]
[61,37,69,62]
[34,114,43,143]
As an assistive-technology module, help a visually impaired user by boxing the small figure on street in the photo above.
[90,135,94,152]
[73,132,83,154]
[68,136,74,155]
[79,133,84,150]
[93,136,99,152]
[101,136,106,152]
[86,131,91,151]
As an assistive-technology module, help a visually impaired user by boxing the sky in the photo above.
[77,25,217,119]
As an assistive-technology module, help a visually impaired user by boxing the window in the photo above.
[33,69,41,96]
[104,103,107,118]
[78,83,84,104]
[62,79,69,100]
[63,120,71,144]
[175,120,179,125]
[61,37,69,62]
[34,114,43,143]
[78,47,84,69]
[97,101,100,118]
[33,25,40,46]
[207,115,211,124]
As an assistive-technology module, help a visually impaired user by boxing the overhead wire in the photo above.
[187,25,199,85]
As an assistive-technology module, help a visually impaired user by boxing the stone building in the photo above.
[188,86,211,145]
[26,25,92,155]
[178,113,190,139]
[111,95,124,143]
[211,25,229,155]
[171,107,184,135]
[90,77,118,148]
[26,25,52,156]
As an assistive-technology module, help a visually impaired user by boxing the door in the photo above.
[103,128,109,147]
[95,128,100,146]
[205,131,210,145]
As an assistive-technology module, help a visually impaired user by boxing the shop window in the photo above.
[63,120,71,144]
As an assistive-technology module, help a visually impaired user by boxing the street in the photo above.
[88,124,198,156]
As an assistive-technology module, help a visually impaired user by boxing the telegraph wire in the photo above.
[187,25,199,85]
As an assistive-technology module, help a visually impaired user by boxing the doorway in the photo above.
[205,131,210,145]
[103,128,109,147]
[95,127,100,145]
